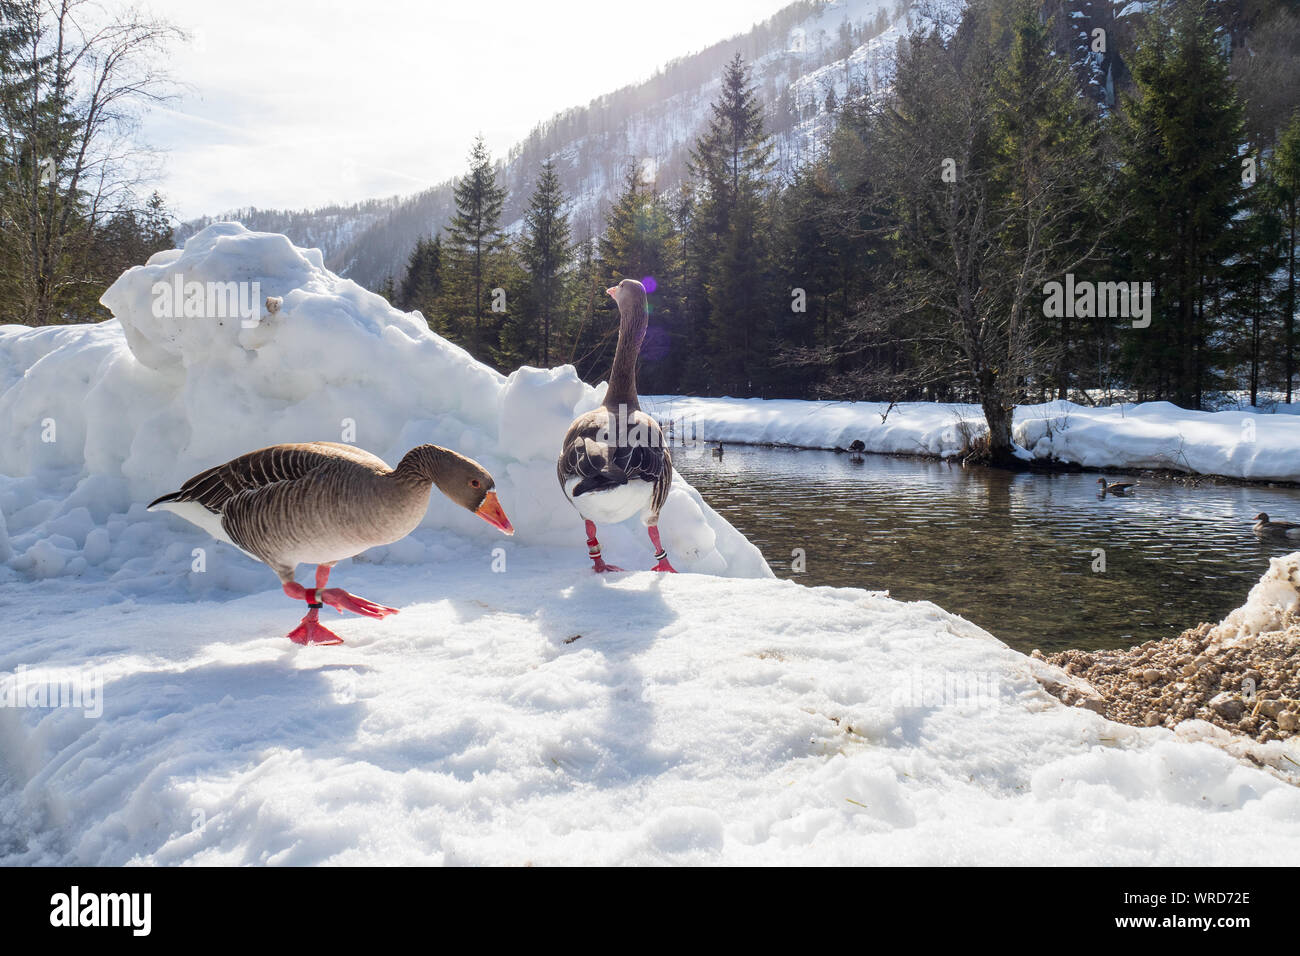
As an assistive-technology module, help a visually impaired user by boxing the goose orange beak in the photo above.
[606,286,618,298]
[476,491,514,535]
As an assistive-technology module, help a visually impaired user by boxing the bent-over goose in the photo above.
[149,442,514,645]
[557,278,675,573]
[1097,478,1138,497]
[1253,512,1300,538]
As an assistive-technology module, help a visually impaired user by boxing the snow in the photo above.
[5,554,1300,865]
[2,224,1299,865]
[646,395,1300,482]
[1213,551,1300,644]
[0,223,769,596]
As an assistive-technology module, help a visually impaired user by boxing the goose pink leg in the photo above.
[649,526,677,573]
[281,565,399,645]
[585,520,623,573]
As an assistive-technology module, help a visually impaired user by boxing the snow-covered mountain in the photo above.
[179,0,1144,292]
[180,0,913,290]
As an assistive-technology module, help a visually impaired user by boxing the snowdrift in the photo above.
[647,394,1300,482]
[3,554,1299,865]
[0,224,769,594]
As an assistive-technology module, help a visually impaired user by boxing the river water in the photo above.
[675,443,1300,654]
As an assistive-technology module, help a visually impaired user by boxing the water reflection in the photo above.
[676,443,1300,653]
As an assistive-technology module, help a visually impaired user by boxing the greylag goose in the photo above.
[711,443,724,458]
[557,278,675,573]
[1253,512,1300,538]
[1097,478,1138,497]
[149,442,514,645]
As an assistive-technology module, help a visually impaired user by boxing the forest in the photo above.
[393,0,1299,463]
[0,0,177,326]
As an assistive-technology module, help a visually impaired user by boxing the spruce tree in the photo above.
[441,136,508,357]
[597,160,682,392]
[686,53,776,394]
[1275,112,1300,402]
[1228,164,1283,406]
[399,235,442,321]
[1118,1,1245,407]
[518,158,572,366]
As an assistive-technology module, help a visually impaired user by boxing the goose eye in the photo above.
[470,479,481,489]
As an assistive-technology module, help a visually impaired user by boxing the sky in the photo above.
[140,0,796,219]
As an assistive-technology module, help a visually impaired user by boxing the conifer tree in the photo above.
[686,53,776,394]
[597,160,682,392]
[399,235,442,321]
[441,136,508,357]
[563,233,609,384]
[518,158,572,366]
[1117,0,1245,407]
[1275,112,1300,402]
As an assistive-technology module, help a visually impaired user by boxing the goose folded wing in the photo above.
[561,432,670,497]
[153,444,346,514]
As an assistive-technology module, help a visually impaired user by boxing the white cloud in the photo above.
[141,0,793,217]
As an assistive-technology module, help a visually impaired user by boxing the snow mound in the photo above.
[1211,551,1300,644]
[0,224,769,594]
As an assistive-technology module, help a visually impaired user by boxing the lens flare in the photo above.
[641,275,658,294]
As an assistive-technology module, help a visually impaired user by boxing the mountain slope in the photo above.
[182,0,911,289]
[180,0,1172,292]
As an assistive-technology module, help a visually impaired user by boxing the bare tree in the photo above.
[805,0,1113,464]
[0,0,182,324]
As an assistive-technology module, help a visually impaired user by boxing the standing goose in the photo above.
[1253,512,1300,538]
[149,442,514,645]
[557,278,675,573]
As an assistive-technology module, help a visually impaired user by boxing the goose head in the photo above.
[447,458,514,535]
[399,445,514,535]
[1254,512,1269,523]
[606,278,648,341]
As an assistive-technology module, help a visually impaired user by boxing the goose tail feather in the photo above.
[147,491,181,511]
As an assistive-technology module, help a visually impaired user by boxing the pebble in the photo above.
[1209,692,1243,721]
[1258,700,1283,719]
[1141,668,1161,684]
[1279,711,1298,732]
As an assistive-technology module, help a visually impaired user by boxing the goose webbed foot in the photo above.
[319,587,400,619]
[593,558,625,573]
[287,608,346,646]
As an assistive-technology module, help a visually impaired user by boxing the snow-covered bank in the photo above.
[646,395,1300,483]
[4,554,1300,865]
[0,224,768,598]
